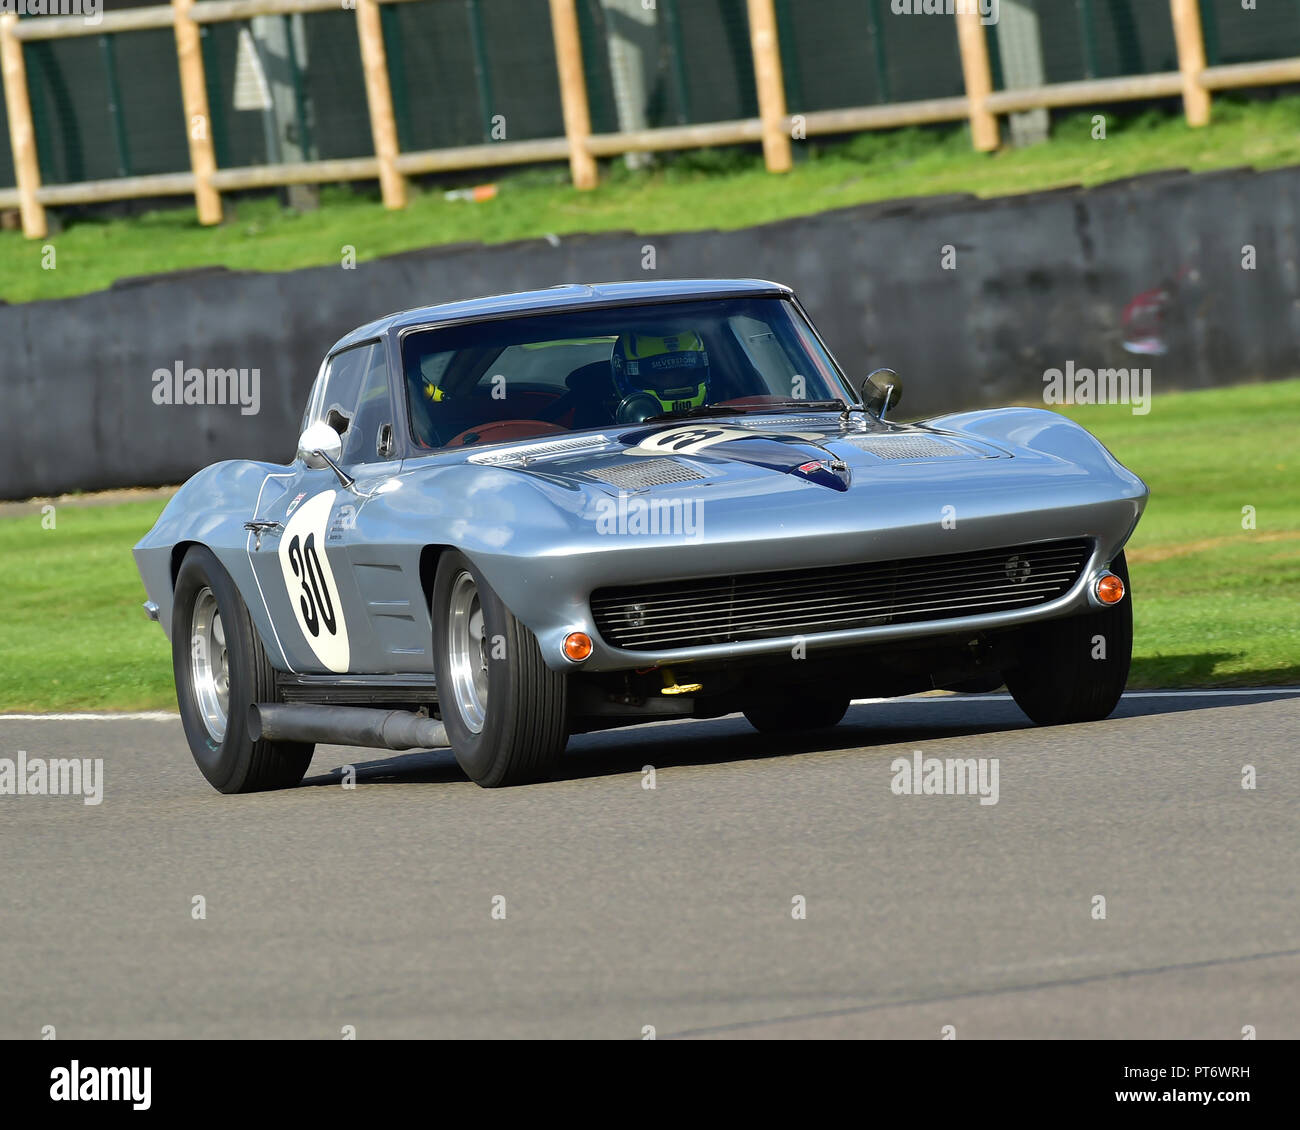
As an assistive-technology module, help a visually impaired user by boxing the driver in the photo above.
[611,330,711,417]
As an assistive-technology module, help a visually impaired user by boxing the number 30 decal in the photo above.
[278,490,350,672]
[286,532,337,638]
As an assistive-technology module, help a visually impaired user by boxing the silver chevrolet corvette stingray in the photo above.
[135,279,1148,791]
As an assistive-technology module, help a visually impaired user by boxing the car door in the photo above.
[247,341,405,675]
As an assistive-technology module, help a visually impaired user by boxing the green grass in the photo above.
[1057,380,1300,689]
[0,379,1296,712]
[0,499,176,711]
[7,98,1300,303]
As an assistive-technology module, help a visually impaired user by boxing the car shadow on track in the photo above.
[298,687,1297,788]
[301,749,466,788]
[298,708,1009,788]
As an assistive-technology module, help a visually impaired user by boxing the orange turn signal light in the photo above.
[1094,572,1125,605]
[563,632,594,663]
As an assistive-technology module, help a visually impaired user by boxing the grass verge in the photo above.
[0,379,1296,713]
[0,498,178,711]
[6,98,1300,304]
[1058,378,1300,689]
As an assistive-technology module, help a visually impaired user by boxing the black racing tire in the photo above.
[431,550,569,787]
[743,691,851,734]
[172,546,314,793]
[1004,551,1133,726]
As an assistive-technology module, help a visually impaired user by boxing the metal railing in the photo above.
[2,0,1299,240]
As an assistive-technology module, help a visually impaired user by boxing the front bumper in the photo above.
[478,489,1146,673]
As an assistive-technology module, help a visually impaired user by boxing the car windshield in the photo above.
[400,296,851,450]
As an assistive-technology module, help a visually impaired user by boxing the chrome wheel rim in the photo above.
[447,571,489,734]
[190,587,230,742]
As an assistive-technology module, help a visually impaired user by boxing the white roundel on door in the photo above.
[277,489,351,673]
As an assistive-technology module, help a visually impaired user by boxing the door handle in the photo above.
[243,520,282,549]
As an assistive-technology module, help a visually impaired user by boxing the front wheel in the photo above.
[1003,551,1133,726]
[431,551,569,787]
[172,546,314,793]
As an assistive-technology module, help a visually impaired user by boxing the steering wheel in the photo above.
[444,420,569,449]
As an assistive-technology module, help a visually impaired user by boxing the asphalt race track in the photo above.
[2,690,1297,1039]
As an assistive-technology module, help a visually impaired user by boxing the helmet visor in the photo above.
[620,331,709,395]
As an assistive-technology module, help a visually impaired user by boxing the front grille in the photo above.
[591,539,1092,650]
[585,458,706,490]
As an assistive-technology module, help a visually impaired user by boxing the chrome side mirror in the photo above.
[297,422,354,489]
[298,421,342,469]
[860,368,903,420]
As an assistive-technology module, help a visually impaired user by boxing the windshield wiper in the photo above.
[645,405,747,421]
[647,400,845,422]
[759,400,846,412]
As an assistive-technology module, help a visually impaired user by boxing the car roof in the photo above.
[329,278,794,353]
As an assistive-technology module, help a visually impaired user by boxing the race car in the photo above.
[134,279,1149,792]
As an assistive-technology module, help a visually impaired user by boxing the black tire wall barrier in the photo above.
[1,164,1296,500]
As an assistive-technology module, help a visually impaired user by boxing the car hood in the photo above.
[453,414,1013,495]
[391,409,1148,661]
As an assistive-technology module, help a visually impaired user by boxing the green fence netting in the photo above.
[6,0,1300,194]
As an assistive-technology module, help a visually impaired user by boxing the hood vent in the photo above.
[735,415,831,428]
[585,458,706,490]
[842,434,966,460]
[467,434,611,465]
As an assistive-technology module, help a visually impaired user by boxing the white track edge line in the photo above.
[3,687,1298,722]
[853,688,1300,704]
[0,712,179,721]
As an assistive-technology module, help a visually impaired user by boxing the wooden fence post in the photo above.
[548,0,598,190]
[0,14,47,239]
[956,7,999,152]
[355,0,407,209]
[1170,0,1211,126]
[172,0,222,225]
[746,0,792,173]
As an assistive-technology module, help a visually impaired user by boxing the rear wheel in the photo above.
[172,546,314,793]
[743,690,850,734]
[431,550,569,787]
[1004,551,1133,726]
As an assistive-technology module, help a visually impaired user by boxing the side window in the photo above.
[300,357,328,436]
[343,348,395,465]
[313,343,395,465]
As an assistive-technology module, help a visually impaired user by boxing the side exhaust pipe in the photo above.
[248,704,450,751]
